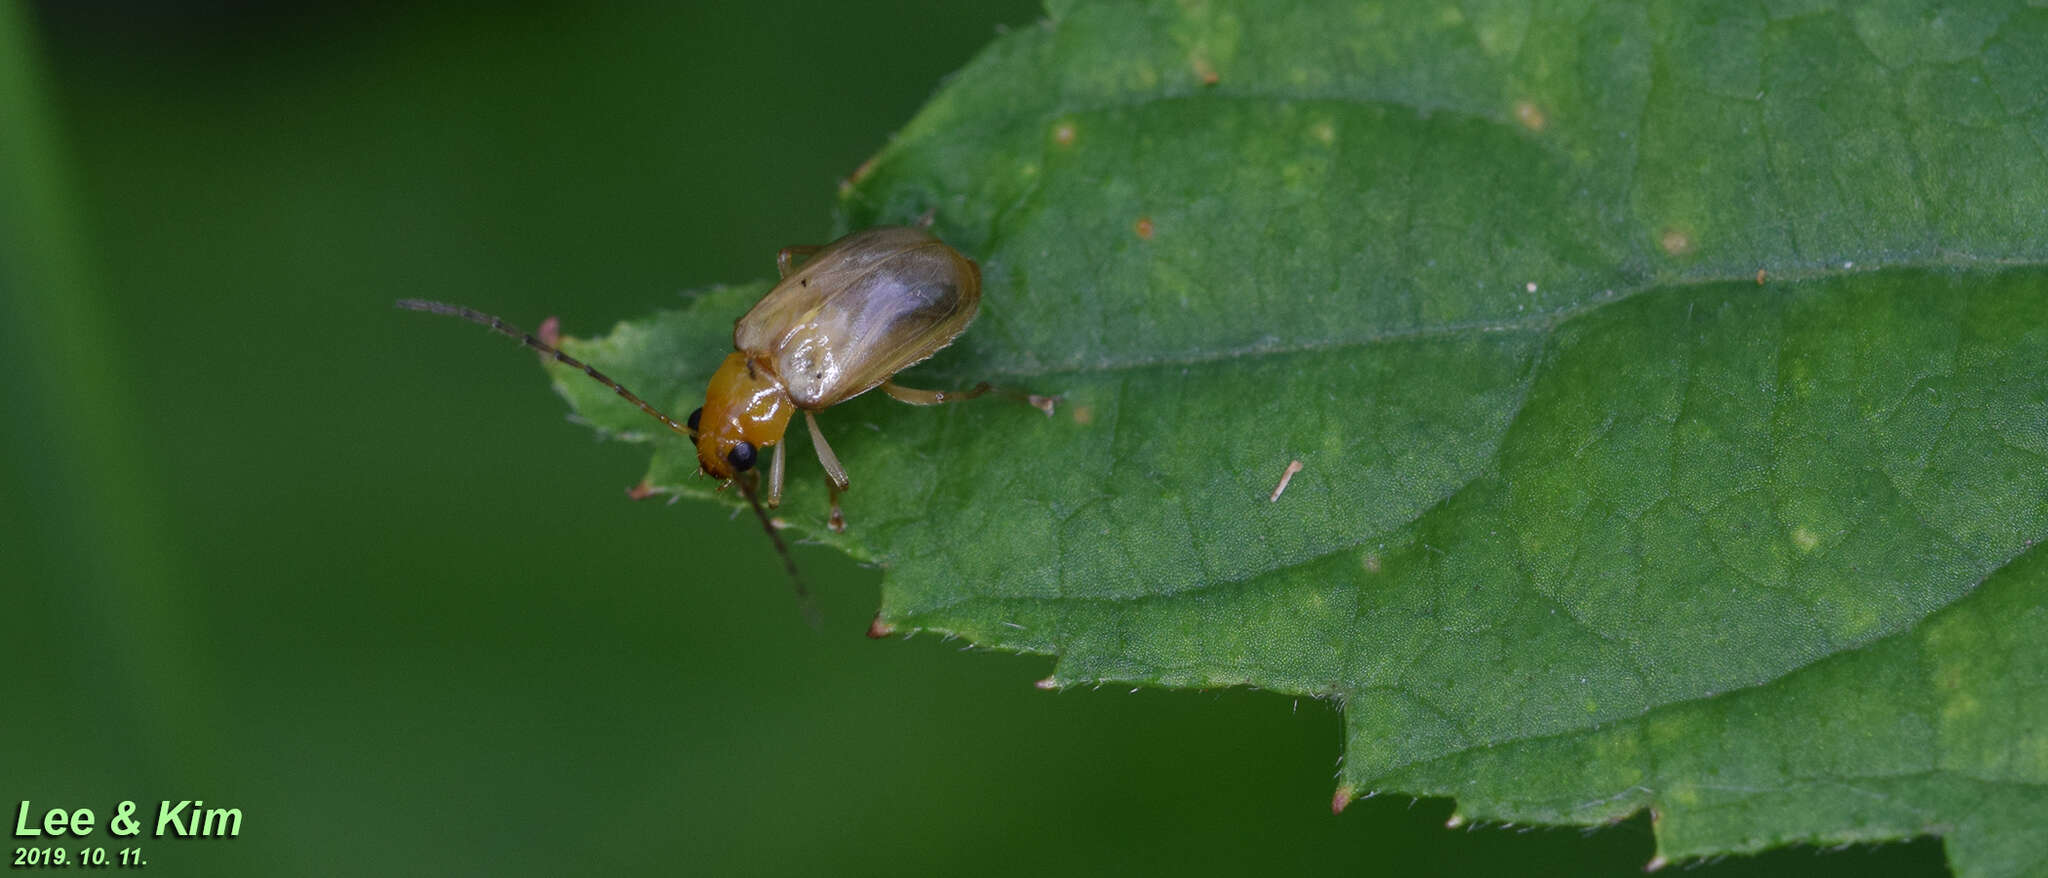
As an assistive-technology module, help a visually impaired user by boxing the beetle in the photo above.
[688,225,1050,531]
[399,226,1050,598]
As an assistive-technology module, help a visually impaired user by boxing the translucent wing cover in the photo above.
[735,227,981,409]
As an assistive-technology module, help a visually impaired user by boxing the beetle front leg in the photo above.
[776,245,822,279]
[804,411,851,532]
[768,440,786,508]
[882,380,1057,416]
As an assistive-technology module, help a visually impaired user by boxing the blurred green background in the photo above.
[1,2,1948,874]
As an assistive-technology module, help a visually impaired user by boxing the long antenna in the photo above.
[400,298,820,625]
[396,299,694,440]
[734,472,821,629]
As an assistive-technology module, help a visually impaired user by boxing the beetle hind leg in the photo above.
[882,380,1057,416]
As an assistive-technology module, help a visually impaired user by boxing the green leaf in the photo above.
[545,1,2048,871]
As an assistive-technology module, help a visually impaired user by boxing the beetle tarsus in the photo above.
[827,482,848,533]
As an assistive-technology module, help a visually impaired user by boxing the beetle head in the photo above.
[694,352,795,480]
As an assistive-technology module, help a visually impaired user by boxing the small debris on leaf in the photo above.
[1269,459,1304,502]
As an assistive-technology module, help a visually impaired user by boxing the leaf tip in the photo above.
[865,614,897,639]
[1330,786,1355,815]
[1643,855,1668,873]
[626,479,659,501]
[1033,675,1060,691]
[1444,813,1466,829]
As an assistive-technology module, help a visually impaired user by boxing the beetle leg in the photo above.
[776,245,822,279]
[804,411,851,491]
[880,380,988,405]
[804,411,851,532]
[768,440,786,508]
[882,380,1058,416]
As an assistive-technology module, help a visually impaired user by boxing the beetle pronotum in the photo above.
[401,226,1051,618]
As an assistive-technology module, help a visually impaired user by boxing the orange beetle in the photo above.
[401,225,1049,561]
[688,225,1019,529]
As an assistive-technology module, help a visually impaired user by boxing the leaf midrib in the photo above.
[906,257,2045,381]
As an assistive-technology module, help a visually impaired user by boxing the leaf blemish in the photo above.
[1070,404,1094,425]
[1658,227,1694,256]
[1791,526,1820,552]
[1361,552,1382,574]
[1513,99,1546,132]
[1135,217,1155,240]
[1052,121,1077,147]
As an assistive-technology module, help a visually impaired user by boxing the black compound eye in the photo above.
[686,407,702,432]
[726,441,756,472]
